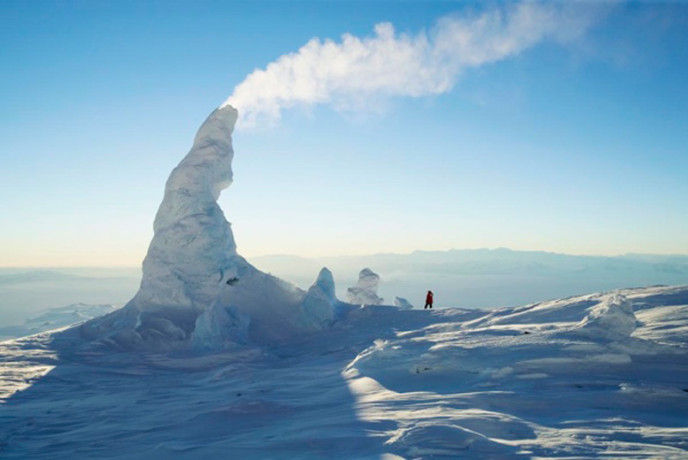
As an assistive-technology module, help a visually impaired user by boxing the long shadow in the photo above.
[0,305,456,458]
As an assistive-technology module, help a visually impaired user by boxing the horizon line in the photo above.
[2,247,688,269]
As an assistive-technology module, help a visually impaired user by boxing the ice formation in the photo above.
[80,106,336,349]
[299,268,338,327]
[134,105,243,313]
[191,304,250,351]
[394,297,414,310]
[347,268,384,305]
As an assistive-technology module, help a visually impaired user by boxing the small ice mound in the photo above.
[347,268,384,305]
[394,297,414,310]
[391,422,515,456]
[575,293,637,340]
[191,304,250,351]
[299,268,337,328]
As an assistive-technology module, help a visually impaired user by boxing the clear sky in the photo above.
[1,1,687,266]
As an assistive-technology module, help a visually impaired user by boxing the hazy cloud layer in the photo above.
[224,2,603,126]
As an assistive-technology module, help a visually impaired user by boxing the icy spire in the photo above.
[131,105,243,312]
[347,268,384,305]
[300,268,337,327]
[80,105,337,349]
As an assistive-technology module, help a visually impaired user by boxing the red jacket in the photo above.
[426,292,433,304]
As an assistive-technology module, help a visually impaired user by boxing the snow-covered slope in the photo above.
[1,285,687,458]
[0,304,115,340]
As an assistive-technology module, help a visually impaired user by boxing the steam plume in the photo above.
[224,2,600,126]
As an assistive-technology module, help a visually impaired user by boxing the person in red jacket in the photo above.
[424,290,433,309]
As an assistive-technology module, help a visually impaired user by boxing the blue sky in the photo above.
[1,1,687,266]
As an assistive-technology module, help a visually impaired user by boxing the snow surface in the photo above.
[347,268,384,305]
[1,285,687,458]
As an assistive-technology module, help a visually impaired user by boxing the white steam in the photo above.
[224,2,600,126]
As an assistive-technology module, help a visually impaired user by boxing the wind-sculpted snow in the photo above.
[343,286,688,457]
[2,285,687,458]
[575,293,637,340]
[78,106,335,349]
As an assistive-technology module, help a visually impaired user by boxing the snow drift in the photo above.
[574,293,637,340]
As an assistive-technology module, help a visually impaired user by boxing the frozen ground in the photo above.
[1,284,687,458]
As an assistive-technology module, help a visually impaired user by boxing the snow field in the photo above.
[1,285,687,458]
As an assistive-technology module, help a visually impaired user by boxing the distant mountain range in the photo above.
[0,270,87,285]
[0,267,139,326]
[249,249,688,309]
[252,249,688,276]
[1,249,686,321]
[0,303,116,340]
